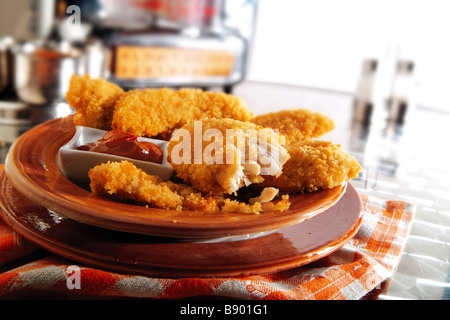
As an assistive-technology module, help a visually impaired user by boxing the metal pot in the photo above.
[13,41,83,105]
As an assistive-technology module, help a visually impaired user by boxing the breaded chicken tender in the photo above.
[89,161,290,214]
[167,118,290,195]
[257,140,362,193]
[251,109,335,145]
[112,87,254,139]
[65,74,124,130]
[89,161,222,211]
[65,75,254,140]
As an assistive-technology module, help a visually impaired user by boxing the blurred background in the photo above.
[249,0,450,113]
[1,0,450,300]
[1,0,449,111]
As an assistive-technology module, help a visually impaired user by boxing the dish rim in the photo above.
[5,115,350,239]
[0,170,363,277]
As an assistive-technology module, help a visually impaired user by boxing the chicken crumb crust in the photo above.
[67,75,362,214]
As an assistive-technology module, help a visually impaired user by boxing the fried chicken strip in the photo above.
[65,74,125,130]
[251,109,335,145]
[167,118,290,195]
[66,75,254,139]
[112,87,254,139]
[257,140,362,193]
[89,161,290,214]
[89,160,222,211]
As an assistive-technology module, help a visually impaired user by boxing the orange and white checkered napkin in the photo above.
[0,192,414,300]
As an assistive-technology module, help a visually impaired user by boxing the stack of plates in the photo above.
[0,115,362,277]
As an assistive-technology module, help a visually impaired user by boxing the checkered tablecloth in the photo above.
[0,165,414,300]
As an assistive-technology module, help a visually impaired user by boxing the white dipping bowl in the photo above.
[58,126,173,184]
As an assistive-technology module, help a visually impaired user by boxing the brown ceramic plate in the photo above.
[5,115,347,239]
[0,172,363,277]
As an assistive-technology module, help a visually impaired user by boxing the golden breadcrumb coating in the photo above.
[88,161,222,211]
[167,118,290,195]
[65,74,124,130]
[261,194,291,212]
[112,87,254,139]
[258,140,362,192]
[88,161,290,214]
[66,75,254,139]
[67,75,361,213]
[251,109,335,145]
[221,194,290,214]
[221,199,262,214]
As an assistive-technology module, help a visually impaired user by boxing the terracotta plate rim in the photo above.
[0,172,363,278]
[5,116,348,239]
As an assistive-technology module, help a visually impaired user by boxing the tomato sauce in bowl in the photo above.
[58,125,173,184]
[77,130,163,164]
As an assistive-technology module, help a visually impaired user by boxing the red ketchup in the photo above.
[77,130,163,164]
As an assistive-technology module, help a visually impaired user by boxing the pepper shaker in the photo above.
[352,59,377,126]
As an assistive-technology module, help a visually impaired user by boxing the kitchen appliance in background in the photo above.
[57,0,257,93]
[0,0,257,126]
